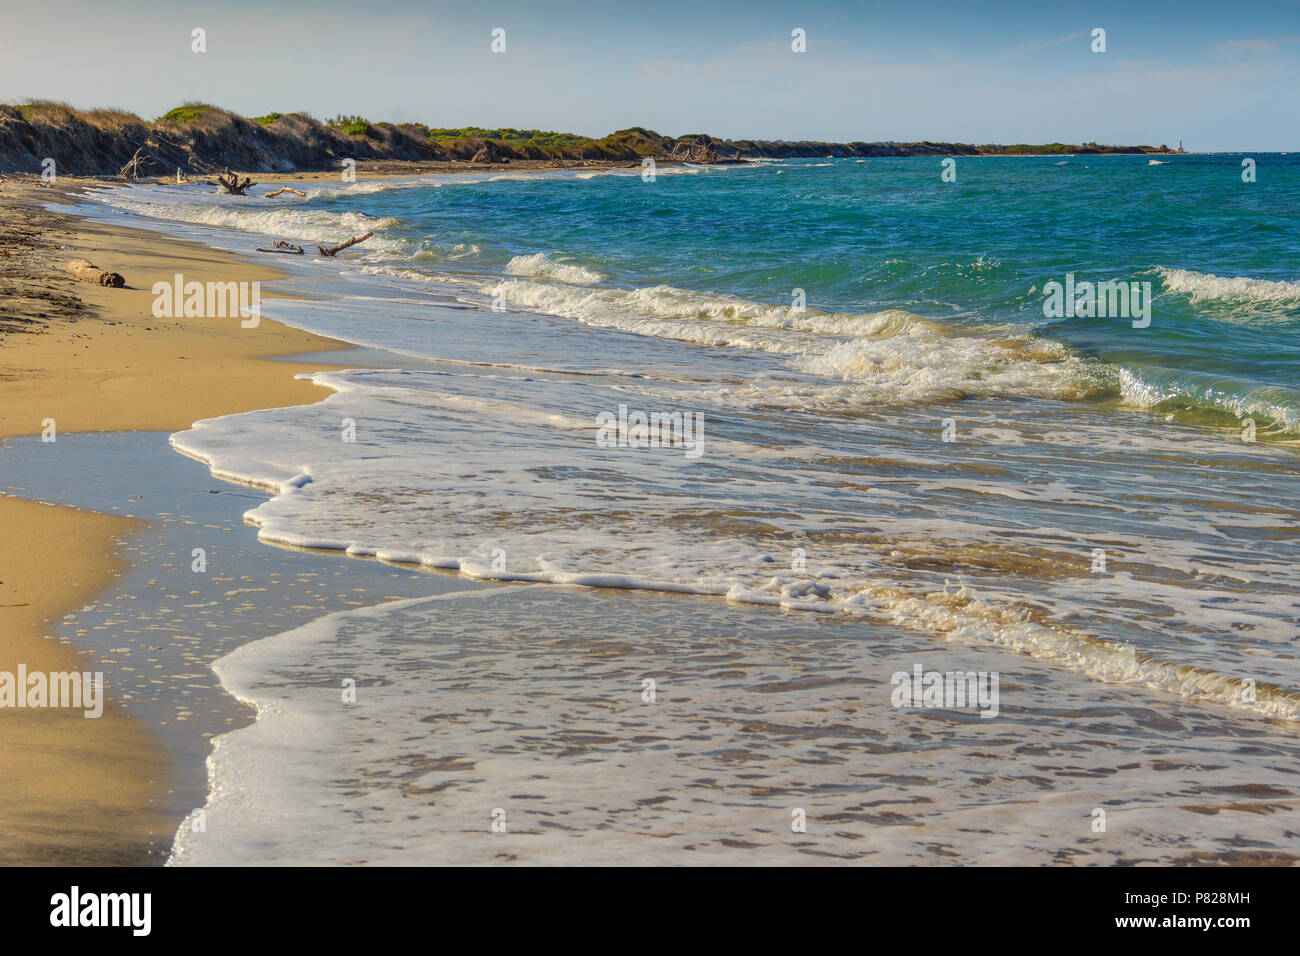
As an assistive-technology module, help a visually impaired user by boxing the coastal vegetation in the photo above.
[0,100,1172,176]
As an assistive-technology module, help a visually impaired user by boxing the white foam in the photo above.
[1155,267,1300,310]
[793,331,1100,403]
[484,278,1100,404]
[169,364,1300,721]
[505,252,603,285]
[98,187,404,251]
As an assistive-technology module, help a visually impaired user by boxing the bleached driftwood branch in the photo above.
[119,146,153,180]
[317,232,373,257]
[264,186,307,198]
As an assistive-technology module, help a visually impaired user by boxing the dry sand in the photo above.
[0,176,359,863]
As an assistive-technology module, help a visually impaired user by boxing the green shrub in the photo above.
[327,115,374,137]
[157,103,221,124]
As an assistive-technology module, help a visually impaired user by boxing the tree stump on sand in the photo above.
[64,259,125,288]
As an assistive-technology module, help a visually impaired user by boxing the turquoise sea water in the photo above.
[327,154,1300,434]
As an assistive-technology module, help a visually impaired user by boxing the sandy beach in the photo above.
[0,175,356,863]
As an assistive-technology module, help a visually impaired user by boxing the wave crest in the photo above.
[1156,267,1300,311]
[505,252,604,285]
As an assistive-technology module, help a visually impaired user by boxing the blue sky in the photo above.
[1,0,1297,149]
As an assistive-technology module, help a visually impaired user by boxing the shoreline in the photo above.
[11,149,1199,191]
[3,167,1296,866]
[0,176,368,863]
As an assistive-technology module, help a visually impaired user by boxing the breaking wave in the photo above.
[1155,267,1300,312]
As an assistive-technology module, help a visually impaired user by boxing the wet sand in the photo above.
[0,176,357,863]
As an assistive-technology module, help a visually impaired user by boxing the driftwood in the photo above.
[64,259,125,288]
[257,240,305,255]
[119,146,153,180]
[470,142,510,164]
[264,186,307,198]
[666,141,720,164]
[209,168,256,195]
[317,232,373,257]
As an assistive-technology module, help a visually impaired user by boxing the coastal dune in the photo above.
[0,101,1175,179]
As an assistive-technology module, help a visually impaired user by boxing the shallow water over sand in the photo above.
[171,586,1299,866]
